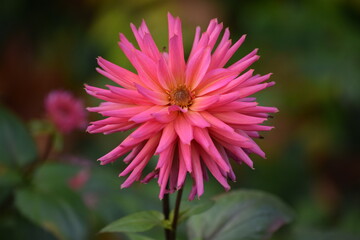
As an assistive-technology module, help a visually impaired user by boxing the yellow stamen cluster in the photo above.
[168,85,193,108]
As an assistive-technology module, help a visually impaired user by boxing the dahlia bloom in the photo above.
[86,13,277,200]
[45,90,87,134]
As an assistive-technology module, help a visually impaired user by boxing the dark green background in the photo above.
[1,0,359,239]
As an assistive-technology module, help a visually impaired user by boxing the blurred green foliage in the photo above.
[1,0,360,239]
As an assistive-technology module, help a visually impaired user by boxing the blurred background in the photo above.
[1,0,360,239]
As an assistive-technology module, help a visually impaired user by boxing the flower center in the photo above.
[168,85,193,108]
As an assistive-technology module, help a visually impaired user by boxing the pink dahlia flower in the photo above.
[86,13,278,200]
[45,90,87,134]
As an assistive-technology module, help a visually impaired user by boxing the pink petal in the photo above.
[205,19,223,50]
[98,144,132,165]
[157,56,175,90]
[156,143,175,170]
[100,105,151,118]
[208,101,258,112]
[130,21,160,61]
[209,127,254,148]
[184,111,210,128]
[141,170,159,184]
[188,26,202,59]
[185,47,211,89]
[85,84,125,103]
[87,102,127,113]
[236,130,265,158]
[191,145,204,198]
[232,124,274,131]
[193,127,230,172]
[169,35,185,82]
[228,55,260,73]
[174,114,193,144]
[240,73,272,87]
[214,69,254,95]
[215,142,236,181]
[87,122,137,134]
[212,112,266,125]
[120,134,161,177]
[200,111,234,132]
[196,68,238,96]
[199,149,230,191]
[209,27,231,69]
[177,151,187,188]
[130,121,165,138]
[129,106,164,123]
[190,95,219,111]
[152,107,178,123]
[106,85,150,105]
[208,83,273,109]
[188,185,198,201]
[118,37,162,91]
[124,142,146,164]
[90,117,125,126]
[221,141,254,169]
[97,57,140,89]
[219,34,247,68]
[168,105,188,113]
[155,122,177,154]
[158,144,175,199]
[135,84,168,105]
[169,154,179,191]
[179,141,192,172]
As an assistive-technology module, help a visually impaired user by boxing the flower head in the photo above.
[86,13,278,200]
[45,90,87,134]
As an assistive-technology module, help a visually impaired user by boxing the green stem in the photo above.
[162,193,171,240]
[171,188,183,240]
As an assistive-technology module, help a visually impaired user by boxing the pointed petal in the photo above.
[199,149,230,191]
[174,114,193,144]
[193,127,230,172]
[130,121,165,138]
[169,35,185,82]
[220,141,254,169]
[190,95,219,111]
[129,106,164,123]
[135,84,168,105]
[228,55,260,73]
[184,111,210,128]
[155,122,177,154]
[220,34,247,67]
[107,85,150,105]
[152,107,178,123]
[186,47,211,89]
[209,127,254,148]
[196,68,238,96]
[200,111,234,132]
[212,112,266,125]
[191,145,204,198]
[120,134,161,177]
[97,57,139,89]
[177,150,188,188]
[179,141,192,172]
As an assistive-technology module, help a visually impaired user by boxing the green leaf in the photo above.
[173,200,214,224]
[14,163,88,240]
[0,166,22,187]
[125,233,157,240]
[100,211,164,233]
[15,188,88,240]
[187,189,294,240]
[0,166,22,203]
[32,163,79,194]
[0,107,37,167]
[293,228,360,240]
